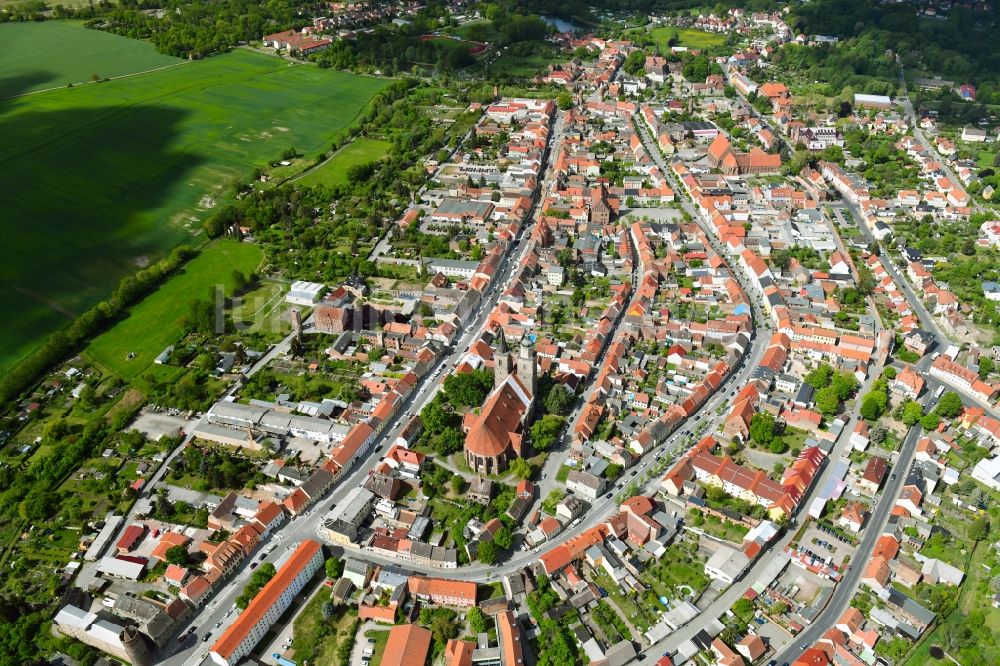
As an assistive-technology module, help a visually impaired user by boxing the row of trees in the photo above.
[236,563,277,609]
[84,0,307,59]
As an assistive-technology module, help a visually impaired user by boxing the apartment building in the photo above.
[210,540,324,666]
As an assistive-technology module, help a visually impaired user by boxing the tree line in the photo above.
[791,0,1000,105]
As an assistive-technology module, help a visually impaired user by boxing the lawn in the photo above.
[457,20,500,43]
[297,138,392,188]
[592,569,656,632]
[0,21,180,97]
[422,36,486,55]
[486,53,560,78]
[698,512,750,543]
[1,43,388,373]
[85,241,263,380]
[229,279,292,340]
[641,542,711,598]
[643,26,728,50]
[292,587,359,666]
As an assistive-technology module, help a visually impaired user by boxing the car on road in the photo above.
[203,634,211,642]
[214,621,222,628]
[630,470,638,477]
[250,562,259,570]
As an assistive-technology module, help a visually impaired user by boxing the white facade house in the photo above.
[971,456,1000,492]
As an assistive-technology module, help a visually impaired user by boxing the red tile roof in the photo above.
[117,524,145,552]
[382,624,433,666]
[212,540,322,660]
[445,639,475,666]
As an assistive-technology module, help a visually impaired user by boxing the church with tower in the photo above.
[463,331,537,475]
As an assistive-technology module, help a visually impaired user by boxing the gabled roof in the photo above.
[465,375,531,458]
[382,624,433,666]
[407,576,477,605]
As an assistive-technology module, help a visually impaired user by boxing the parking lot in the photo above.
[128,409,191,440]
[797,524,855,568]
[350,620,389,666]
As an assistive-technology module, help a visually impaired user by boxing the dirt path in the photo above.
[0,61,192,101]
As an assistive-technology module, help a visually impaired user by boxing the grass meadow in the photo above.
[84,240,263,380]
[640,27,728,51]
[0,33,388,373]
[297,138,392,188]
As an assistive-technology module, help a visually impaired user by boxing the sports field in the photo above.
[297,138,392,188]
[0,22,180,98]
[0,39,388,373]
[85,240,263,380]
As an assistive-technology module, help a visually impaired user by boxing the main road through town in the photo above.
[163,103,776,666]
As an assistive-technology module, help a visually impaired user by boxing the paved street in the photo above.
[163,106,564,666]
[770,417,925,663]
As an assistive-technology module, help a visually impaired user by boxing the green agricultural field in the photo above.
[296,138,392,188]
[0,44,388,373]
[0,21,181,97]
[85,240,263,380]
[643,26,728,50]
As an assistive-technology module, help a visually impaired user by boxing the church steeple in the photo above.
[494,328,513,390]
[517,337,537,395]
[496,327,509,354]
